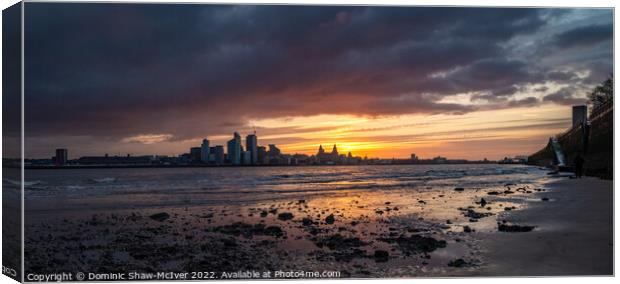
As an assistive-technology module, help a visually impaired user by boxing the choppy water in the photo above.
[23,164,547,211]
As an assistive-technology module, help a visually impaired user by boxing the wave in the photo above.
[3,178,42,187]
[91,177,117,183]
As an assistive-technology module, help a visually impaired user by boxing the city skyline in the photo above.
[34,130,504,168]
[15,4,613,160]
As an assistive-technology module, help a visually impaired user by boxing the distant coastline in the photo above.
[19,160,500,170]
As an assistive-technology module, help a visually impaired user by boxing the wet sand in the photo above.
[23,172,613,278]
[478,177,613,276]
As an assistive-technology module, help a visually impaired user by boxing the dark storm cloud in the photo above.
[23,3,612,142]
[552,23,613,48]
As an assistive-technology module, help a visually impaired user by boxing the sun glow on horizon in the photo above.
[245,104,571,160]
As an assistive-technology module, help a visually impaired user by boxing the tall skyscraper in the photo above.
[55,148,68,166]
[200,139,210,163]
[227,132,241,165]
[246,134,258,165]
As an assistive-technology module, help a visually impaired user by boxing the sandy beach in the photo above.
[479,177,613,276]
[22,166,613,278]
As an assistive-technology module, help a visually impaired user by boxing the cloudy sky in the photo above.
[22,3,613,159]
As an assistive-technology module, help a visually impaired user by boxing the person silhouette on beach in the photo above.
[574,152,585,178]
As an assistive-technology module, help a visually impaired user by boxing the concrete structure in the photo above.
[200,139,210,163]
[54,148,68,166]
[573,105,588,127]
[246,134,258,165]
[227,132,242,165]
[529,104,613,179]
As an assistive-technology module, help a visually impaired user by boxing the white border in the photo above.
[0,1,617,284]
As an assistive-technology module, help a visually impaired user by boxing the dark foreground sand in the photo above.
[478,177,613,276]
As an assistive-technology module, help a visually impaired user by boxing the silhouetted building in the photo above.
[246,134,258,165]
[214,146,225,165]
[54,148,68,166]
[190,147,201,162]
[257,146,267,165]
[77,155,153,165]
[200,139,210,163]
[267,144,286,165]
[572,105,587,127]
[331,144,339,156]
[268,144,281,156]
[227,132,242,165]
[316,144,340,164]
[432,156,448,164]
[242,151,251,165]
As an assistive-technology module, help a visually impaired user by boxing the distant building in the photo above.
[190,147,202,162]
[432,156,448,164]
[77,155,153,165]
[499,156,527,164]
[241,151,251,165]
[227,132,242,165]
[267,144,286,165]
[411,153,419,162]
[515,155,529,163]
[268,144,281,156]
[54,148,68,166]
[213,146,225,165]
[331,144,339,157]
[572,105,587,127]
[246,134,258,165]
[316,144,340,164]
[200,139,210,163]
[257,146,267,165]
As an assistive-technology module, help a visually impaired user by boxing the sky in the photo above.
[19,3,613,160]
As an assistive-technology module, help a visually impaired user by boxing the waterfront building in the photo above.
[214,146,225,165]
[331,144,339,157]
[200,139,210,163]
[246,134,258,165]
[77,155,153,165]
[190,147,202,162]
[242,151,251,165]
[257,146,267,165]
[268,144,281,156]
[432,156,448,164]
[227,132,242,165]
[316,144,340,164]
[54,148,68,166]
